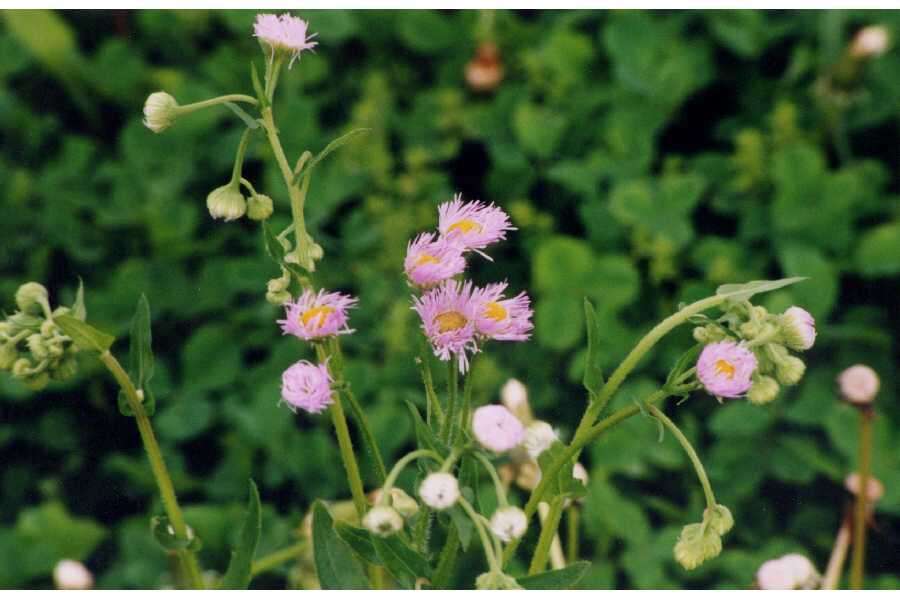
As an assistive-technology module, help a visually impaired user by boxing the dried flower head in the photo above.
[281,360,333,414]
[473,282,533,342]
[412,280,480,373]
[404,232,466,288]
[489,506,528,542]
[472,404,526,453]
[837,364,880,405]
[253,13,318,67]
[418,473,460,510]
[697,341,758,398]
[756,554,820,590]
[279,289,357,341]
[437,194,514,255]
[781,306,817,351]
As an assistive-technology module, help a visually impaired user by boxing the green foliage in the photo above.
[311,501,368,590]
[220,480,261,589]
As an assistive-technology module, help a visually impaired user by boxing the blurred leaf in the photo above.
[118,294,156,416]
[54,314,115,353]
[855,222,900,277]
[311,501,368,589]
[716,276,807,302]
[517,561,591,589]
[220,480,262,589]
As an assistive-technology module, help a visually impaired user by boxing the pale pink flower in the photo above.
[281,360,333,414]
[782,306,816,351]
[404,232,466,288]
[473,282,533,341]
[253,13,318,67]
[472,405,525,453]
[412,280,480,373]
[697,341,758,398]
[756,554,820,590]
[438,194,514,255]
[278,289,357,341]
[837,364,880,405]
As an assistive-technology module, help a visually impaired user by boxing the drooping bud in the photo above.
[247,193,274,221]
[489,506,528,542]
[780,306,816,351]
[703,504,734,536]
[673,522,722,570]
[362,506,403,538]
[775,355,806,386]
[418,473,460,510]
[465,42,504,94]
[747,375,780,406]
[53,559,94,590]
[266,267,292,305]
[389,488,420,519]
[142,92,179,133]
[15,282,49,315]
[837,364,880,406]
[206,184,247,222]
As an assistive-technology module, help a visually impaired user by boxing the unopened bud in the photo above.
[500,378,531,424]
[142,91,179,133]
[775,355,806,386]
[837,364,880,405]
[489,506,527,542]
[12,357,32,377]
[389,488,420,519]
[780,306,816,351]
[747,376,780,406]
[522,421,557,460]
[703,504,734,536]
[850,25,890,59]
[418,473,460,510]
[363,506,403,537]
[0,342,18,370]
[206,184,246,222]
[673,522,722,570]
[52,356,78,381]
[53,559,94,590]
[15,282,49,315]
[27,334,48,360]
[247,193,274,221]
[475,570,521,590]
[756,553,820,590]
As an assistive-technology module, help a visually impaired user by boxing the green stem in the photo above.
[379,449,443,504]
[528,497,565,575]
[850,409,873,589]
[251,542,307,577]
[98,351,204,589]
[418,338,444,428]
[647,404,715,509]
[413,507,433,554]
[431,526,460,589]
[229,128,253,184]
[442,358,459,444]
[566,506,579,564]
[239,177,258,197]
[457,358,476,447]
[472,452,508,507]
[459,497,500,573]
[176,94,258,115]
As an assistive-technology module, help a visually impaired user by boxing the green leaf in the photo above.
[778,245,837,318]
[535,295,584,351]
[715,276,807,302]
[118,294,156,416]
[262,221,288,264]
[665,344,702,388]
[311,501,369,590]
[224,105,260,130]
[372,535,431,589]
[537,441,587,502]
[447,505,474,551]
[71,278,86,320]
[293,128,370,185]
[220,480,262,589]
[54,314,115,353]
[250,61,267,108]
[517,561,591,589]
[334,522,381,566]
[513,101,567,159]
[582,299,604,398]
[855,221,900,277]
[404,400,448,455]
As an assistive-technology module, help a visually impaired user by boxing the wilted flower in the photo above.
[418,473,460,510]
[363,506,403,537]
[473,282,533,342]
[437,194,514,254]
[756,554,821,590]
[781,306,816,351]
[280,360,333,414]
[53,559,93,590]
[142,91,178,133]
[489,506,528,542]
[206,184,247,222]
[472,404,525,453]
[403,232,466,288]
[253,13,318,67]
[278,289,357,341]
[697,341,758,398]
[837,364,880,405]
[412,280,480,373]
[522,421,556,459]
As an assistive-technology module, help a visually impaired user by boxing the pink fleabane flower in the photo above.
[438,194,514,255]
[473,282,533,341]
[278,289,357,341]
[404,232,466,288]
[253,13,318,67]
[412,280,480,373]
[472,405,525,453]
[281,360,333,414]
[697,341,758,399]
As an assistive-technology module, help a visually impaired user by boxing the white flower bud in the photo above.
[389,488,420,519]
[500,378,531,424]
[362,506,403,537]
[489,506,528,542]
[747,375,780,406]
[15,282,49,315]
[206,184,247,222]
[418,473,460,510]
[756,553,820,590]
[53,559,94,590]
[837,364,880,405]
[142,91,179,133]
[247,193,274,221]
[781,306,816,351]
[850,25,890,59]
[522,421,557,460]
[572,462,589,487]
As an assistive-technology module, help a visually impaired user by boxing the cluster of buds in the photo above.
[1,283,83,390]
[673,504,734,570]
[693,302,816,404]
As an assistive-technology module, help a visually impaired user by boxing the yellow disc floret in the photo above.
[435,311,467,332]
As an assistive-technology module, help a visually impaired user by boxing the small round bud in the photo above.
[693,326,711,344]
[673,522,722,571]
[389,488,420,519]
[142,91,179,133]
[703,504,734,536]
[780,306,816,351]
[0,342,19,370]
[53,559,94,590]
[837,364,880,405]
[850,25,890,59]
[844,472,884,503]
[756,553,820,590]
[747,375,780,406]
[750,306,769,321]
[206,184,247,222]
[475,570,521,590]
[775,355,805,386]
[465,42,504,94]
[522,421,557,460]
[27,333,49,360]
[15,282,49,315]
[362,506,403,537]
[418,473,460,510]
[500,378,532,424]
[247,193,274,221]
[309,242,324,261]
[489,506,528,542]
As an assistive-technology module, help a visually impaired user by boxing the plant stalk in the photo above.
[850,409,873,589]
[528,497,565,575]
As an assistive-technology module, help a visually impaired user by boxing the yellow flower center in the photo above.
[448,219,482,234]
[483,302,507,322]
[415,254,439,266]
[435,311,467,333]
[300,306,335,329]
[714,359,736,379]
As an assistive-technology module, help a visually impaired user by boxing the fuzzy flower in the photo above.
[522,421,557,459]
[837,364,880,405]
[472,405,525,453]
[756,554,820,590]
[206,184,246,222]
[412,280,480,373]
[697,341,758,398]
[403,232,466,288]
[418,473,460,510]
[489,506,528,542]
[278,289,357,341]
[253,13,318,67]
[53,560,93,590]
[362,506,404,537]
[280,360,333,414]
[781,306,816,351]
[437,194,514,254]
[473,282,533,342]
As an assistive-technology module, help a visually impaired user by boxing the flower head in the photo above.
[756,554,820,590]
[489,506,528,542]
[143,91,178,133]
[473,282,533,342]
[837,364,880,405]
[53,560,93,590]
[418,473,460,510]
[281,360,333,414]
[253,13,318,67]
[404,232,466,288]
[206,184,247,222]
[472,404,525,453]
[697,341,758,398]
[438,194,514,254]
[279,289,358,341]
[850,25,890,58]
[781,306,816,351]
[522,420,557,459]
[412,280,480,373]
[363,506,403,537]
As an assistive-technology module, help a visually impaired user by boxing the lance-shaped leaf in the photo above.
[536,441,587,502]
[118,294,156,416]
[582,298,605,399]
[220,480,262,589]
[516,561,591,589]
[292,128,370,185]
[716,276,807,302]
[250,61,268,109]
[404,400,449,455]
[54,314,115,353]
[311,501,369,589]
[71,278,86,321]
[334,522,381,566]
[372,535,431,589]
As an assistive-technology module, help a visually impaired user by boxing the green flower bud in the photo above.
[674,522,722,571]
[475,571,522,590]
[309,242,324,261]
[142,91,179,133]
[47,338,66,358]
[747,375,780,405]
[776,356,806,386]
[739,321,761,340]
[206,184,246,222]
[12,357,33,377]
[15,282,49,315]
[27,333,48,360]
[51,306,71,318]
[40,319,57,337]
[265,268,292,305]
[246,194,274,221]
[0,342,18,370]
[703,504,734,536]
[389,488,420,519]
[24,371,50,391]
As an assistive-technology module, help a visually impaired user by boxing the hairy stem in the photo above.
[418,339,444,428]
[528,497,565,575]
[442,359,459,444]
[431,525,460,589]
[647,404,716,509]
[177,94,258,115]
[566,505,579,564]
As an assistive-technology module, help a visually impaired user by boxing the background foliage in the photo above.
[0,9,898,589]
